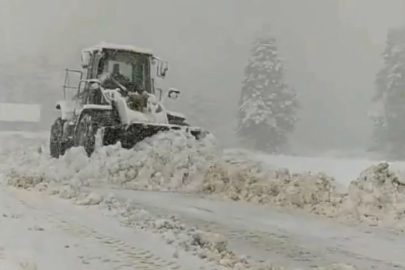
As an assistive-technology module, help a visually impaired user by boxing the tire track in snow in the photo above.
[99,188,405,270]
[10,188,220,270]
[126,199,319,267]
[17,197,186,270]
[53,220,182,270]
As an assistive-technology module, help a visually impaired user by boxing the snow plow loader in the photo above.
[50,42,207,158]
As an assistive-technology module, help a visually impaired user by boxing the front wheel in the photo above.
[74,112,98,157]
[50,117,65,158]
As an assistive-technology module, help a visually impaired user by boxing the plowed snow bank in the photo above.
[341,163,405,229]
[3,131,405,232]
[203,159,341,217]
[3,131,342,214]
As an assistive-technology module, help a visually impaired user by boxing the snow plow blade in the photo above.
[101,123,207,149]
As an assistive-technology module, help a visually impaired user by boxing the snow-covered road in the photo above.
[83,187,405,270]
[3,180,404,270]
[0,179,220,270]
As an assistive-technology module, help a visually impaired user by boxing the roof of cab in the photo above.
[83,42,153,55]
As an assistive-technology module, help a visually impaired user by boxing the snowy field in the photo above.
[1,131,405,269]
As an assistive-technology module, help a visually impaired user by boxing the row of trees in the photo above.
[237,25,405,157]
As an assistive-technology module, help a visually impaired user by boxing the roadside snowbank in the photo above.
[202,158,341,217]
[4,130,220,189]
[3,130,405,232]
[340,163,405,230]
[3,131,342,215]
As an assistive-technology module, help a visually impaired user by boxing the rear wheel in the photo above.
[50,117,65,158]
[75,112,98,157]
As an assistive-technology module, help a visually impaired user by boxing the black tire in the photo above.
[75,112,98,157]
[50,117,65,158]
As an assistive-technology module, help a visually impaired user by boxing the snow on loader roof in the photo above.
[83,42,153,55]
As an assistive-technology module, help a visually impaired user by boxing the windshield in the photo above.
[99,50,151,93]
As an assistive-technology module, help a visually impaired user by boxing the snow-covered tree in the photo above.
[237,36,298,153]
[371,27,405,157]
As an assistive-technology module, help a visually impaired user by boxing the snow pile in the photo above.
[3,130,219,191]
[202,158,341,217]
[3,130,404,233]
[8,134,405,232]
[79,131,220,191]
[4,130,345,218]
[340,163,405,229]
[7,130,405,232]
[6,170,44,189]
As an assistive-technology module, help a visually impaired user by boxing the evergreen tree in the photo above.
[237,36,298,153]
[372,27,405,157]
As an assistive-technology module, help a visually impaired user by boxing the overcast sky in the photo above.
[0,0,404,151]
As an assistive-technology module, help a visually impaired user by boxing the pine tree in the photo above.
[237,36,298,153]
[372,27,405,157]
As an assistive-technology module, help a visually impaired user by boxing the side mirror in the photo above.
[156,88,163,101]
[154,57,169,78]
[160,62,169,77]
[81,51,92,68]
[167,88,180,100]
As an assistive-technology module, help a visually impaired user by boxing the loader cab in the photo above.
[62,43,169,113]
[81,43,168,92]
[91,48,153,94]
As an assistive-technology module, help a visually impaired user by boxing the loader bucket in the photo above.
[101,123,205,149]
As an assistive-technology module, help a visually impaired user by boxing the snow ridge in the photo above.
[0,132,367,269]
[3,131,405,233]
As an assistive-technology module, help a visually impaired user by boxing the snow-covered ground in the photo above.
[84,187,405,269]
[0,179,225,270]
[2,131,405,269]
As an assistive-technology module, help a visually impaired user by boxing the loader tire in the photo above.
[50,117,65,158]
[75,112,98,157]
